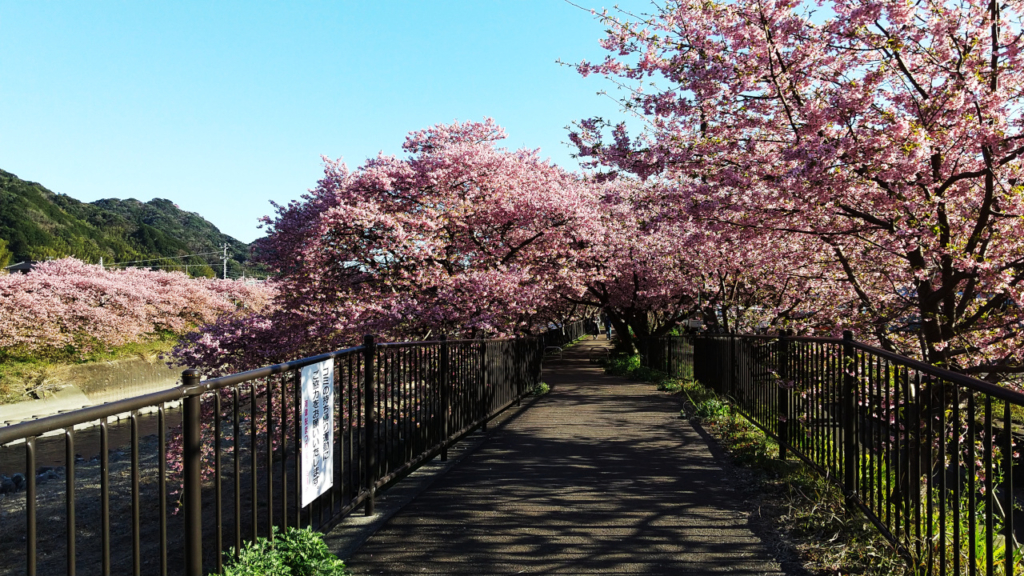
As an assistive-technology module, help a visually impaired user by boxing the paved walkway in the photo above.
[345,339,787,575]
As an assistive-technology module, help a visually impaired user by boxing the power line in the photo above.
[100,261,269,278]
[103,251,223,267]
[106,263,210,269]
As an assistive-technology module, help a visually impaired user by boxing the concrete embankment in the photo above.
[0,356,183,428]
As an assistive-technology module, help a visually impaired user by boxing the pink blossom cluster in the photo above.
[0,258,276,357]
[174,119,597,374]
[570,0,1024,378]
[171,118,854,373]
[571,177,849,344]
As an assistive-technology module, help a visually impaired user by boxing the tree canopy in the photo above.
[569,0,1024,379]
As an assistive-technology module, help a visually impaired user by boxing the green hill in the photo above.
[0,169,261,278]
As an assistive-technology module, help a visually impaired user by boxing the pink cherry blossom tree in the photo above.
[173,119,597,375]
[163,120,600,501]
[0,258,275,359]
[571,0,1024,380]
[570,176,843,352]
[566,177,701,351]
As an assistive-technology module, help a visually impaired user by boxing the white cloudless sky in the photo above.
[0,1,652,243]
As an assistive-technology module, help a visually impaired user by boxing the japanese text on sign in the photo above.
[301,359,333,506]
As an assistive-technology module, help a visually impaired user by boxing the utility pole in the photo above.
[222,243,228,279]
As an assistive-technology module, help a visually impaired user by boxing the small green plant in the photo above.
[601,353,667,383]
[217,526,348,576]
[532,381,550,395]
[223,537,290,576]
[692,397,730,423]
[921,480,1024,575]
[657,380,682,392]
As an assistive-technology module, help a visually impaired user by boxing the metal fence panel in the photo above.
[0,320,582,576]
[646,332,1024,576]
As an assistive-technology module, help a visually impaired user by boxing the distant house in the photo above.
[4,261,37,274]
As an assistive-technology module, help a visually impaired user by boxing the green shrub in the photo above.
[531,381,550,395]
[692,397,730,423]
[223,537,289,576]
[602,353,666,383]
[217,527,348,576]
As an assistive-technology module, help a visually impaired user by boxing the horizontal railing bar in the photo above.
[848,339,1024,404]
[184,345,364,395]
[698,331,1024,404]
[0,330,555,445]
[0,386,184,445]
[377,337,540,349]
[376,338,483,348]
[374,442,446,492]
[2,320,568,576]
[188,336,542,394]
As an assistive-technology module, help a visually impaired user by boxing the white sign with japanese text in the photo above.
[301,359,333,507]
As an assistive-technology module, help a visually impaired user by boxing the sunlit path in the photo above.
[344,339,787,575]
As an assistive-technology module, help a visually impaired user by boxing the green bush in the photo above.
[217,527,348,576]
[692,397,730,423]
[531,381,550,395]
[223,537,289,576]
[602,353,666,383]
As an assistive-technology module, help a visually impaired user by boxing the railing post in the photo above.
[663,338,670,373]
[729,331,737,398]
[666,337,672,376]
[777,331,790,461]
[514,339,522,400]
[181,369,203,576]
[692,334,701,384]
[26,436,36,576]
[363,334,376,516]
[516,338,524,405]
[535,338,542,385]
[842,330,857,498]
[481,340,488,432]
[440,335,450,461]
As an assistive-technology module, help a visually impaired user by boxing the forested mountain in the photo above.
[0,169,260,278]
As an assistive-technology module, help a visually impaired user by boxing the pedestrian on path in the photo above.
[589,316,600,340]
[600,312,612,340]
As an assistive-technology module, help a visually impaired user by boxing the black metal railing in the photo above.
[537,319,587,350]
[0,322,585,576]
[647,332,1024,575]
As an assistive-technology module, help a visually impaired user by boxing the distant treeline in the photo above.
[0,169,263,278]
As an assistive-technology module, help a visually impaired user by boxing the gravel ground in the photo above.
[0,434,191,576]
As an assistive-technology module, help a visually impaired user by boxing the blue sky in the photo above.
[0,1,650,243]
